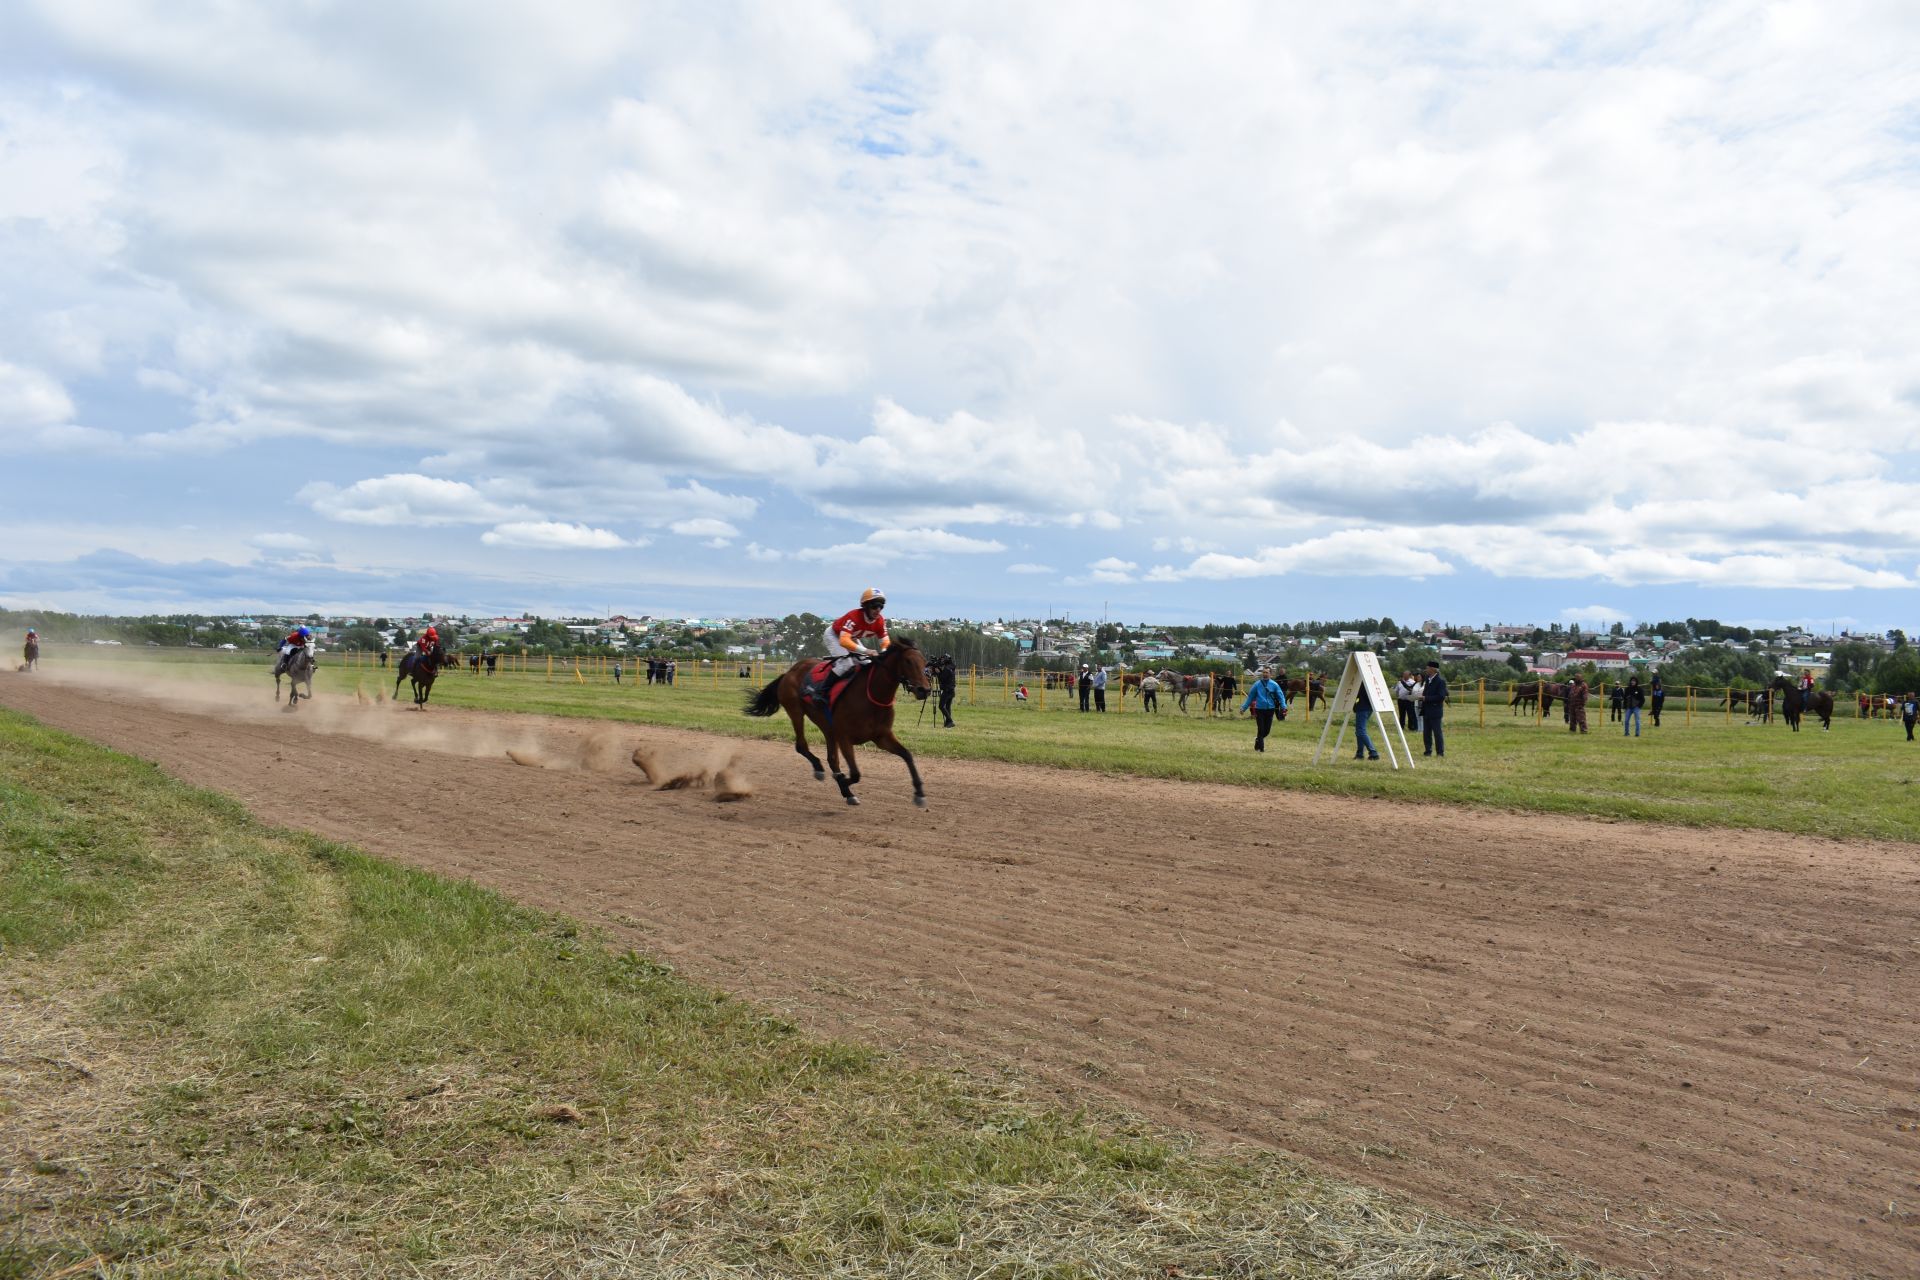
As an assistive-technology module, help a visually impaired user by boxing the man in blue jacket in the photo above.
[1240,668,1288,752]
[1421,660,1449,757]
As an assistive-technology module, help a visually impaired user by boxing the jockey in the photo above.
[825,588,890,678]
[279,625,311,658]
[415,625,440,657]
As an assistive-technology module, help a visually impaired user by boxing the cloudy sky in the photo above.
[3,1,1917,631]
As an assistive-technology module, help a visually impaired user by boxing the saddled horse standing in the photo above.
[745,639,932,807]
[1771,677,1832,731]
[274,646,316,708]
[393,641,452,707]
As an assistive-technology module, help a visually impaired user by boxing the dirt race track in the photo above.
[3,670,1916,1279]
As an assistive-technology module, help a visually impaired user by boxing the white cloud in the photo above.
[8,4,1920,616]
[1150,531,1453,582]
[301,474,520,526]
[669,517,740,540]
[0,361,74,427]
[1006,562,1053,574]
[479,521,635,550]
[793,526,1006,565]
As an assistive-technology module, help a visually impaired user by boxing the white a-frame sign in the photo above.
[1312,651,1416,770]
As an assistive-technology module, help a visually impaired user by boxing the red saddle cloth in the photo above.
[802,660,857,713]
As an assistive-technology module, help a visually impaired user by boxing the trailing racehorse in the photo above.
[273,646,315,708]
[393,641,452,707]
[744,638,933,807]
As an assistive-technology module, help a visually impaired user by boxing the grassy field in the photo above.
[0,707,1614,1278]
[57,648,1920,844]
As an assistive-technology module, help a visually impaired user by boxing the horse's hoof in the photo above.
[813,769,827,781]
[913,794,927,808]
[845,795,860,806]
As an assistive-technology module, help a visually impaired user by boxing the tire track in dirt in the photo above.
[2,669,1915,1279]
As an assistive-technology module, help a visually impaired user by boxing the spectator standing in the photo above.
[1078,664,1093,712]
[1902,693,1917,741]
[1240,668,1287,752]
[1092,665,1108,713]
[1396,672,1418,731]
[934,654,957,728]
[1420,661,1448,757]
[1140,674,1159,714]
[1649,675,1665,727]
[1608,683,1623,722]
[1567,675,1590,734]
[612,661,622,685]
[1622,675,1644,737]
[1352,681,1380,761]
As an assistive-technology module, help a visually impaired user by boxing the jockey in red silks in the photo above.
[277,625,311,664]
[825,588,890,678]
[415,625,440,658]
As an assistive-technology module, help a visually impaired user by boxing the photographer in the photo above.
[933,653,958,728]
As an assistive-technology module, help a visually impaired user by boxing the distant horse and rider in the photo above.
[393,638,454,707]
[20,629,39,672]
[745,637,932,808]
[272,644,316,709]
[1769,676,1833,732]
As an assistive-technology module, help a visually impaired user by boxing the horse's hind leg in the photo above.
[874,731,927,808]
[787,706,826,779]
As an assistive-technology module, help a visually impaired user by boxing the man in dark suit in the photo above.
[1420,660,1448,757]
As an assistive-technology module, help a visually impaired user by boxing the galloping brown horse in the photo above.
[745,639,932,807]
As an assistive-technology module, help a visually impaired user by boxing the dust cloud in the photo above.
[11,657,750,801]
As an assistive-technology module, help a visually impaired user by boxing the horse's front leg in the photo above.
[873,731,926,808]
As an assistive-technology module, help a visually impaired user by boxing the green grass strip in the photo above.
[0,706,1614,1278]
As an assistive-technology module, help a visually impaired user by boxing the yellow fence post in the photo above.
[1479,678,1486,728]
[969,665,976,706]
[1003,666,1009,705]
[1687,685,1693,726]
[1725,686,1731,723]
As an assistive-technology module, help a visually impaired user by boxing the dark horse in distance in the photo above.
[1770,676,1833,732]
[745,639,932,807]
[393,641,453,707]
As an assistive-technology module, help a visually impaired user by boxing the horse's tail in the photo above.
[744,675,784,718]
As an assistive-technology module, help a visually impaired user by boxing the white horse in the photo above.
[274,647,315,709]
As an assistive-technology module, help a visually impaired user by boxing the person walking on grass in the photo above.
[1140,673,1159,714]
[1567,674,1590,734]
[1420,661,1449,757]
[1903,693,1917,741]
[1352,681,1380,761]
[1078,664,1093,712]
[1622,675,1644,737]
[1092,664,1108,713]
[1649,675,1665,727]
[1240,667,1287,753]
